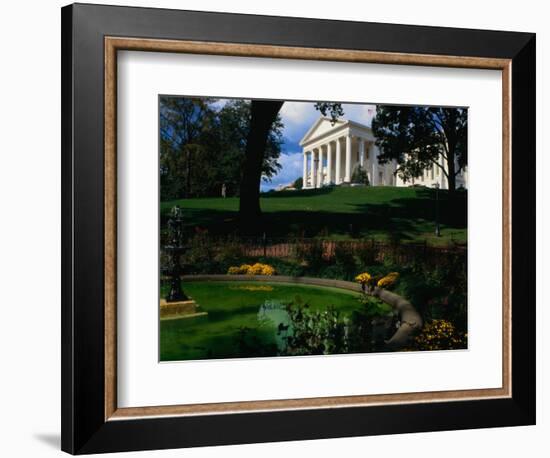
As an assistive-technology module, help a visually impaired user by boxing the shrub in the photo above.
[282,304,348,356]
[227,263,275,276]
[356,240,378,267]
[181,232,219,274]
[351,165,370,185]
[294,239,325,268]
[334,243,356,275]
[412,319,467,351]
[214,236,244,269]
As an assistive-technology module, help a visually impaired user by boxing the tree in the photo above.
[239,100,284,232]
[371,106,467,192]
[239,101,343,232]
[160,97,283,201]
[293,177,303,190]
[160,96,217,200]
[351,165,369,186]
[219,100,283,198]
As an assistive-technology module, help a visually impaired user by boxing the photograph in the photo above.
[159,96,468,362]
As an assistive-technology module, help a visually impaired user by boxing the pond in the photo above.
[160,281,375,362]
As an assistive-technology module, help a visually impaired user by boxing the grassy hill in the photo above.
[161,186,467,245]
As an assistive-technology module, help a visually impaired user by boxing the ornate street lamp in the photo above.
[165,205,189,302]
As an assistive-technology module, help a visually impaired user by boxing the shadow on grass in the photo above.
[260,186,336,199]
[162,188,467,242]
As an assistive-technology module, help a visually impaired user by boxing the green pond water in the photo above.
[160,281,366,362]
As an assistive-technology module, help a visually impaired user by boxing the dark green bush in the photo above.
[293,239,325,268]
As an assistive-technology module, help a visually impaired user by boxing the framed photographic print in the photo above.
[61,3,536,454]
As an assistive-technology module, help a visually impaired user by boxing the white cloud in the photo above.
[279,102,320,142]
[340,103,377,126]
[262,152,303,191]
[262,102,377,191]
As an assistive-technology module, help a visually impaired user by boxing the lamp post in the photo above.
[165,205,189,302]
[433,183,441,237]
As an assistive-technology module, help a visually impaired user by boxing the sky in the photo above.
[212,98,377,191]
[263,101,376,191]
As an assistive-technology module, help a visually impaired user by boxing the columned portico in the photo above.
[301,116,376,188]
[371,144,378,186]
[301,115,400,189]
[344,134,352,183]
[310,150,317,188]
[302,152,307,188]
[335,138,342,185]
[326,142,333,184]
[300,115,467,190]
[359,138,365,168]
[316,147,324,187]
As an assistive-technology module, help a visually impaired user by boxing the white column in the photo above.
[335,138,342,184]
[310,150,316,188]
[371,144,378,186]
[316,147,323,188]
[326,142,332,184]
[344,133,352,182]
[302,151,307,188]
[359,138,365,168]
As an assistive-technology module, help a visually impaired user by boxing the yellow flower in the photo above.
[227,263,275,276]
[377,272,399,288]
[261,264,275,276]
[355,272,372,285]
[414,319,467,351]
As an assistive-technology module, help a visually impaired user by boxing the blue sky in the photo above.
[263,101,376,191]
[212,99,376,191]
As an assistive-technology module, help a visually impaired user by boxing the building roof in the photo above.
[299,115,373,147]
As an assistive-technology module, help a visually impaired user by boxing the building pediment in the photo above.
[299,116,346,146]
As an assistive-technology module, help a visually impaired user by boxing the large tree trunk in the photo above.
[239,100,283,234]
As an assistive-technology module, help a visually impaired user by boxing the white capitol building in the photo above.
[300,116,467,189]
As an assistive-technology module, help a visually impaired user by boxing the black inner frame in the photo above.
[61,3,535,454]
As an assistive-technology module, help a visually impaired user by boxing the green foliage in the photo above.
[293,239,325,268]
[179,232,220,274]
[281,294,393,356]
[371,105,467,191]
[282,304,348,356]
[213,235,244,271]
[160,97,218,200]
[355,240,378,267]
[385,253,467,333]
[333,243,357,279]
[359,294,393,319]
[314,102,344,123]
[351,165,370,185]
[293,176,303,189]
[160,97,284,200]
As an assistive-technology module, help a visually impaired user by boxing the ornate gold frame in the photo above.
[104,37,512,421]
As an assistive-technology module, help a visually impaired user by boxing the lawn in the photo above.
[161,186,467,245]
[160,280,369,361]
